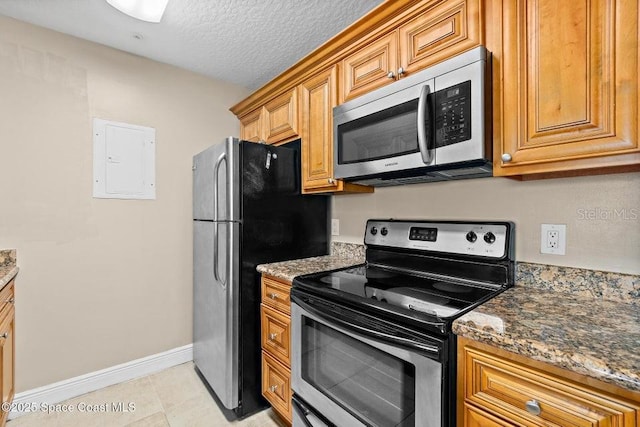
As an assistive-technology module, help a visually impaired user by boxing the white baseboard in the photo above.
[10,344,193,420]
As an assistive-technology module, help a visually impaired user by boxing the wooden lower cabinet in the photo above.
[260,275,292,425]
[458,337,640,427]
[262,351,292,424]
[0,280,15,427]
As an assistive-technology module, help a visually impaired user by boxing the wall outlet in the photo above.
[331,219,340,236]
[541,224,566,255]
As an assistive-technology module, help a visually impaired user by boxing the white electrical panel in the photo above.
[93,118,156,200]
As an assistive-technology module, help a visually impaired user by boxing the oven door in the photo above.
[291,293,444,427]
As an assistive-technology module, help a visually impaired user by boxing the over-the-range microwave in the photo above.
[333,46,492,186]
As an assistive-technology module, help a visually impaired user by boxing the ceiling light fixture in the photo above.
[106,0,169,23]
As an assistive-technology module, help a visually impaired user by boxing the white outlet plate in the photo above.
[331,219,340,236]
[541,224,566,255]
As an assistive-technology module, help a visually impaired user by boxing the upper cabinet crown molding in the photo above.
[229,0,432,117]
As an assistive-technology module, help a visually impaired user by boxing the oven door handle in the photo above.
[292,395,331,427]
[292,294,441,358]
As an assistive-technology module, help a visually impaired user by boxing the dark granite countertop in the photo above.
[454,263,640,393]
[256,242,365,283]
[0,249,18,289]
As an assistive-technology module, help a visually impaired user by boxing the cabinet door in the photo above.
[0,307,14,427]
[341,32,398,103]
[239,108,263,143]
[299,66,340,192]
[264,88,299,145]
[460,341,640,427]
[399,0,483,75]
[493,0,640,176]
[262,351,292,424]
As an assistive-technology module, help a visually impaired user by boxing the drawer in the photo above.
[262,351,292,423]
[261,276,291,315]
[0,280,15,319]
[261,304,291,366]
[463,344,640,426]
[464,403,516,427]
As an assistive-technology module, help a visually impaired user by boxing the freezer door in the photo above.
[193,220,240,409]
[193,137,240,221]
[241,141,299,197]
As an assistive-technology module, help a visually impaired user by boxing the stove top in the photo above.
[293,220,515,334]
[310,265,495,319]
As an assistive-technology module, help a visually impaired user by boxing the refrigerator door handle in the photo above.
[213,152,227,287]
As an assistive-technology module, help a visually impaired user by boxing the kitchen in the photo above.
[0,0,638,426]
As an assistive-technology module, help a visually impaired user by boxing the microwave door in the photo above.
[333,78,436,180]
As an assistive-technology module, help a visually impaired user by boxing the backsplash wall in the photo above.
[332,172,640,275]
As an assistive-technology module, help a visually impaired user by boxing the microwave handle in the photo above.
[417,84,433,164]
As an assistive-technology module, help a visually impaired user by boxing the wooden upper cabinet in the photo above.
[341,32,399,102]
[263,88,299,144]
[341,0,483,102]
[239,88,299,145]
[300,66,340,192]
[492,0,640,177]
[299,66,374,194]
[239,108,263,143]
[398,0,482,74]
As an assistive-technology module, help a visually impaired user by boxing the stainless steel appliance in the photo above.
[291,219,515,427]
[333,47,492,186]
[193,137,329,418]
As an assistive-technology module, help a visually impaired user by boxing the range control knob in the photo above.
[484,232,496,244]
[380,227,388,236]
[370,227,378,235]
[466,231,477,243]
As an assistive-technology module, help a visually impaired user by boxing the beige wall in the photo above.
[333,172,640,275]
[0,16,249,392]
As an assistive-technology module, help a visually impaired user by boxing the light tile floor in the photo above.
[8,363,286,427]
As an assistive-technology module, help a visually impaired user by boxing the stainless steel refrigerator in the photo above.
[192,137,329,418]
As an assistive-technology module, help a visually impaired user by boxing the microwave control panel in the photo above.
[434,80,472,147]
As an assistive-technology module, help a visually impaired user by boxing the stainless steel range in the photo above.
[290,219,515,427]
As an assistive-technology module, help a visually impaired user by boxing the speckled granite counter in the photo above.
[256,242,365,283]
[454,262,640,393]
[0,249,18,289]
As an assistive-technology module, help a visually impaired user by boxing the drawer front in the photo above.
[465,403,515,427]
[463,345,640,427]
[0,280,15,320]
[262,351,292,423]
[261,304,291,366]
[261,276,291,315]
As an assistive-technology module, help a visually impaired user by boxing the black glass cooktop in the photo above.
[297,264,496,319]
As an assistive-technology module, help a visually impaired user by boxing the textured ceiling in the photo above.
[0,0,384,90]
